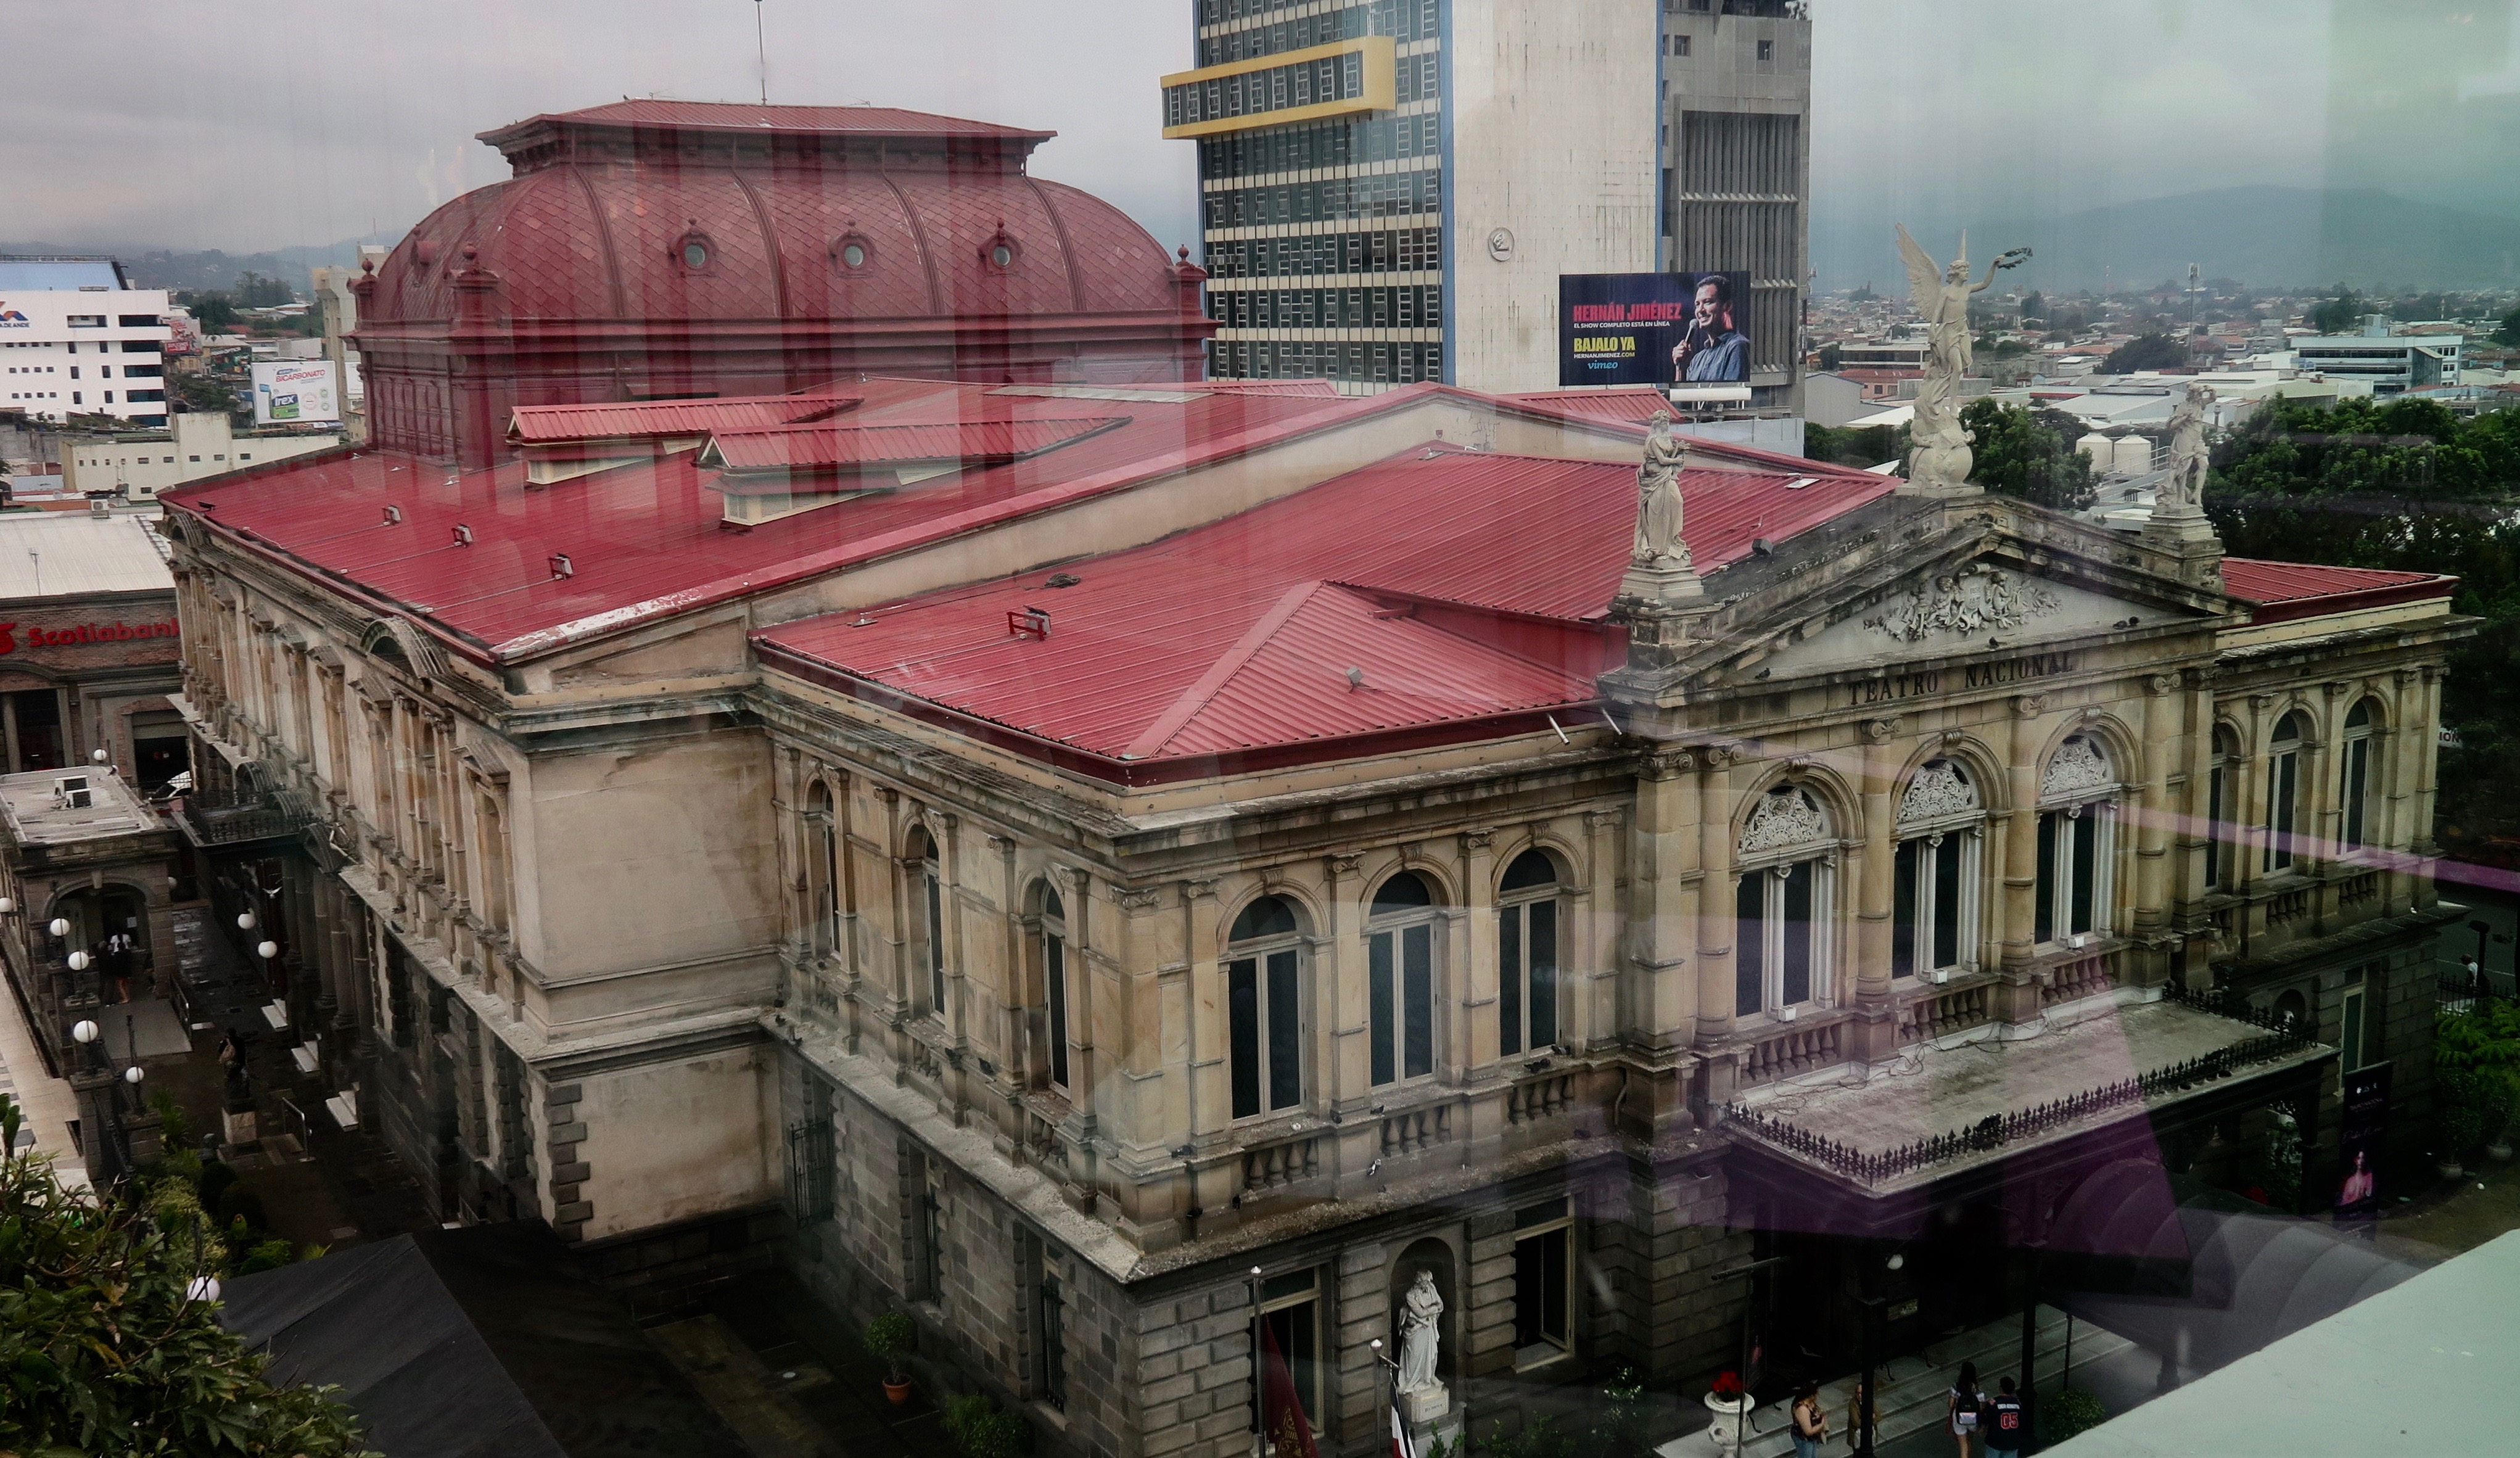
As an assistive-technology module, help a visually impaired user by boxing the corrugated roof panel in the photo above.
[704,417,1126,469]
[507,390,859,445]
[2220,558,2450,604]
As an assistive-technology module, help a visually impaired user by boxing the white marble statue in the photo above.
[1396,1269,1444,1393]
[1895,225,2031,493]
[2162,381,2215,512]
[1630,412,1691,567]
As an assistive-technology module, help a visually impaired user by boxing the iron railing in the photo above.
[175,785,315,847]
[1727,984,2318,1185]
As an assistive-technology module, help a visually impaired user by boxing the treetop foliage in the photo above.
[1958,397,2097,513]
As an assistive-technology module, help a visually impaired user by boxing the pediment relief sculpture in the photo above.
[1863,564,2062,645]
[1739,786,1830,857]
[2042,735,2112,799]
[1897,759,1979,823]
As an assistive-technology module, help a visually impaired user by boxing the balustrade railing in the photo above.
[1506,1072,1574,1126]
[2043,950,2114,1005]
[1380,1105,1451,1156]
[1896,979,1991,1042]
[1241,1132,1319,1193]
[1742,1017,1845,1084]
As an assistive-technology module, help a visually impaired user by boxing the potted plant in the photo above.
[866,1310,915,1403]
[1702,1370,1752,1451]
[944,1393,1030,1458]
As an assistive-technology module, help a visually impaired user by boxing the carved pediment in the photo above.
[1740,553,2194,683]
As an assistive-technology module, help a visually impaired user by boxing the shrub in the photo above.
[2044,1388,2107,1445]
[238,1238,299,1274]
[1593,1367,1650,1458]
[943,1393,1029,1458]
[215,1182,268,1233]
[864,1309,915,1381]
[1484,1415,1576,1458]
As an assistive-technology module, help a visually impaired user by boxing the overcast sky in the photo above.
[4,1,2514,270]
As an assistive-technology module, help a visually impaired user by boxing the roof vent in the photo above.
[1008,606,1050,640]
[1752,537,1776,555]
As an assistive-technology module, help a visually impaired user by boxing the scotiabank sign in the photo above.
[0,619,179,653]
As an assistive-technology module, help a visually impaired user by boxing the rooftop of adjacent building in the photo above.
[0,765,159,846]
[0,511,173,598]
[0,256,133,291]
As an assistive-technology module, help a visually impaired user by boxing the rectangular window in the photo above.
[2070,811,2099,934]
[2035,811,2059,944]
[2342,736,2370,849]
[1499,900,1559,1057]
[2039,808,2110,942]
[2340,984,2367,1073]
[2206,763,2226,888]
[2266,750,2299,871]
[1230,949,1303,1118]
[1736,870,1764,1016]
[118,314,159,327]
[1779,860,1813,1007]
[1512,1198,1573,1365]
[926,871,947,1011]
[1034,1256,1068,1411]
[1672,34,1690,56]
[1259,1271,1322,1431]
[1369,924,1434,1084]
[1045,932,1070,1091]
[1758,38,1774,60]
[67,315,104,327]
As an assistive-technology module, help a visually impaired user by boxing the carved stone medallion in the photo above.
[2041,735,2112,799]
[1898,760,1979,823]
[1739,786,1830,857]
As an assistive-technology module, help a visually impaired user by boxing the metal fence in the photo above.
[175,785,315,847]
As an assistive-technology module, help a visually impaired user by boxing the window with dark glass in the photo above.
[1512,1197,1572,1366]
[1734,785,1832,1016]
[1228,896,1304,1119]
[1499,849,1559,1056]
[1368,871,1438,1084]
[913,831,947,1014]
[2207,727,2238,889]
[2342,699,2374,850]
[1040,884,1071,1094]
[2266,712,2304,871]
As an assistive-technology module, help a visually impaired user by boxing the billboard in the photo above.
[250,360,340,426]
[1559,271,1752,388]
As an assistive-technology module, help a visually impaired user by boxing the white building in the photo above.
[2290,315,2462,396]
[0,258,172,427]
[62,413,339,501]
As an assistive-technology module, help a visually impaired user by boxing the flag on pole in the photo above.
[1259,1320,1319,1458]
[1388,1390,1417,1458]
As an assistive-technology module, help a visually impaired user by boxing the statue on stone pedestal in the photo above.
[1396,1268,1444,1393]
[2161,380,2215,512]
[1896,225,2030,493]
[1631,412,1691,568]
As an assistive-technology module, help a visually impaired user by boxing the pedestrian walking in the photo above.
[1946,1359,1985,1458]
[1789,1381,1827,1458]
[1983,1377,2024,1458]
[1843,1382,1875,1454]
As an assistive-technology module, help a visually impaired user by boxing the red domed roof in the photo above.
[363,102,1180,327]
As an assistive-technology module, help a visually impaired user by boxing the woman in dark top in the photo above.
[1946,1360,1986,1458]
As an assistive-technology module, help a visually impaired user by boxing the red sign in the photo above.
[0,620,179,654]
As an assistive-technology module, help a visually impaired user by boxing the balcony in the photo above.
[174,785,315,849]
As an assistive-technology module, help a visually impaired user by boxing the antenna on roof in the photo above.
[753,0,769,107]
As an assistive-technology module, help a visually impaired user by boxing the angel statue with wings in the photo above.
[1896,224,2030,493]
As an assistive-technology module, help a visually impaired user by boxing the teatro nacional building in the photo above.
[149,100,2461,1458]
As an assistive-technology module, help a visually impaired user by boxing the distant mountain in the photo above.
[0,231,408,297]
[1816,186,2520,294]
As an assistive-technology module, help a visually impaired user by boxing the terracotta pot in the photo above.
[884,1378,912,1405]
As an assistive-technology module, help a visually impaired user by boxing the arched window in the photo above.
[1893,760,1982,980]
[1037,883,1071,1094]
[2207,726,2240,889]
[2036,736,2116,944]
[2341,699,2376,851]
[1498,850,1560,1055]
[2265,712,2307,872]
[908,828,945,1015]
[1736,786,1835,1017]
[1368,871,1439,1085]
[807,781,838,953]
[1228,895,1304,1120]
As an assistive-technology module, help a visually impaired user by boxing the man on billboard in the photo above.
[1671,274,1748,382]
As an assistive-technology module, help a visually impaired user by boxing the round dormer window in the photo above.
[681,238,710,270]
[990,242,1015,269]
[842,242,868,269]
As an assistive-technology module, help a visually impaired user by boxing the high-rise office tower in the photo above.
[1657,0,1811,408]
[1165,1,1660,394]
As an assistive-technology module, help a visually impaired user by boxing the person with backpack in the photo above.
[1789,1380,1827,1458]
[1984,1376,2025,1458]
[1946,1360,1987,1458]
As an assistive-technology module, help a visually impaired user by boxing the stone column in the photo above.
[1633,751,1698,1051]
[1579,808,1626,1052]
[1853,722,1900,1063]
[2134,675,2178,941]
[1457,829,1498,1074]
[1691,749,1736,1048]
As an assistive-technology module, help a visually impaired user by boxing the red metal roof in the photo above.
[701,416,1127,470]
[2221,558,2456,624]
[162,378,1376,661]
[507,390,860,446]
[753,446,1895,781]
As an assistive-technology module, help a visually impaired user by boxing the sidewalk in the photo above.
[0,954,88,1187]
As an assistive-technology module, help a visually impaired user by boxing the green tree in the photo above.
[1959,398,2095,512]
[1817,342,1842,370]
[230,271,294,308]
[2099,332,2186,374]
[188,295,241,333]
[2495,307,2520,348]
[0,1095,372,1456]
[2020,290,2046,321]
[171,372,242,417]
[2308,287,2365,335]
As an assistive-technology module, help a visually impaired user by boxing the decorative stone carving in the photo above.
[2042,736,2112,799]
[1396,1267,1445,1394]
[2160,381,2214,513]
[1861,564,2062,644]
[1898,760,1980,823]
[1616,414,1705,605]
[1896,224,2031,493]
[1864,717,1899,744]
[1328,854,1364,881]
[1738,787,1830,857]
[1459,829,1496,854]
[1115,886,1165,913]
